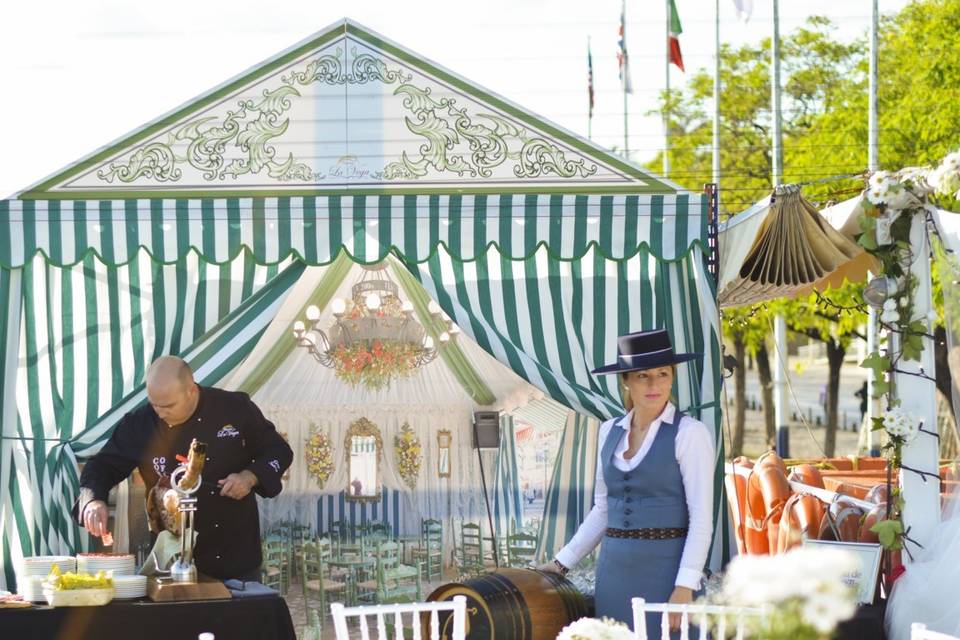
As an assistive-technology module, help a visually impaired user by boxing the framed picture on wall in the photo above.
[437,430,452,478]
[802,539,883,604]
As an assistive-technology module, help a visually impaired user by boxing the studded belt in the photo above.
[605,527,688,540]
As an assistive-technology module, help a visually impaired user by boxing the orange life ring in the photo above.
[787,464,825,489]
[778,492,825,552]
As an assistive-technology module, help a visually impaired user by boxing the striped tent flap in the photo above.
[0,250,302,589]
[535,412,599,562]
[407,242,726,567]
[492,414,524,540]
[0,194,708,268]
[315,490,407,538]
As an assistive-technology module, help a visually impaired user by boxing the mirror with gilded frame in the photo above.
[345,417,382,502]
[437,430,452,478]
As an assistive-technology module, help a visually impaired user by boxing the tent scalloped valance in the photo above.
[0,193,707,269]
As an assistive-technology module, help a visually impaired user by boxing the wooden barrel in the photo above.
[427,568,590,640]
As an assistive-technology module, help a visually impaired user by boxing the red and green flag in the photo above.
[668,0,685,72]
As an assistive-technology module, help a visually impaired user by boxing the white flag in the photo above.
[732,0,753,21]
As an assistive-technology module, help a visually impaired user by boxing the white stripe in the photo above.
[69,262,87,436]
[116,262,135,390]
[263,197,279,263]
[7,201,24,267]
[137,200,153,260]
[560,195,576,259]
[238,198,255,259]
[340,196,355,260]
[187,199,204,261]
[661,196,677,256]
[34,201,50,264]
[138,251,157,375]
[180,252,199,350]
[94,259,112,416]
[214,199,230,263]
[161,200,178,263]
[458,195,475,260]
[111,202,128,265]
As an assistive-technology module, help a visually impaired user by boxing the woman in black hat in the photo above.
[539,329,715,636]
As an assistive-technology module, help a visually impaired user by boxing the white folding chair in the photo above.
[631,597,767,640]
[330,595,467,640]
[912,623,960,640]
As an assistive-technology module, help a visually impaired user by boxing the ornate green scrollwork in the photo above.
[383,84,598,181]
[97,47,408,184]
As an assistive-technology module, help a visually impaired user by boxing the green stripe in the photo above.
[328,196,342,256]
[175,200,190,262]
[149,258,168,363]
[82,255,101,427]
[352,195,366,261]
[650,195,664,259]
[303,197,318,262]
[0,201,10,275]
[124,200,140,265]
[277,197,292,259]
[379,195,392,255]
[126,258,146,389]
[227,198,242,259]
[473,195,488,257]
[429,195,441,252]
[201,199,217,260]
[48,201,63,266]
[194,257,209,340]
[22,201,37,263]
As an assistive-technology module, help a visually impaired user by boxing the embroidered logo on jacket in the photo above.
[268,460,281,473]
[217,425,240,439]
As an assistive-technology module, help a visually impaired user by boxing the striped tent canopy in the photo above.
[0,20,722,590]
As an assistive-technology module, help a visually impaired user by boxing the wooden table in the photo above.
[0,593,295,640]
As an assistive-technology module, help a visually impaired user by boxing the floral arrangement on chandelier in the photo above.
[394,422,422,489]
[856,150,960,553]
[554,617,635,640]
[331,339,421,391]
[304,424,335,488]
[705,547,858,640]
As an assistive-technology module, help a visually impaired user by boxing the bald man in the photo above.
[73,357,293,582]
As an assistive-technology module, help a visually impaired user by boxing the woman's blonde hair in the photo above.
[620,365,677,412]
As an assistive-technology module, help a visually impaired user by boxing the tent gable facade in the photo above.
[25,20,674,199]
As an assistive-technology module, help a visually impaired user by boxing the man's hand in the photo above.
[218,470,258,500]
[82,500,109,537]
[667,586,694,630]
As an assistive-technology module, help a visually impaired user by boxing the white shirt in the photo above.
[554,403,715,590]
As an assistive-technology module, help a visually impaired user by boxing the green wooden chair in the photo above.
[411,518,443,581]
[458,522,485,578]
[261,536,286,594]
[355,541,422,604]
[506,532,538,568]
[301,540,350,624]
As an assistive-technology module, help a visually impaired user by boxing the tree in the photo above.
[723,305,775,457]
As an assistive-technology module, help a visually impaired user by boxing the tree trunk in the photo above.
[755,343,776,449]
[825,340,846,458]
[732,336,747,457]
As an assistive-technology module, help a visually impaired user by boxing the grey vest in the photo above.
[601,410,688,530]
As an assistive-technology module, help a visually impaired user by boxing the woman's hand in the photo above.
[666,586,694,630]
[536,560,565,575]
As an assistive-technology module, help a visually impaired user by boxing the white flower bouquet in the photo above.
[881,406,921,443]
[555,617,636,640]
[711,547,858,640]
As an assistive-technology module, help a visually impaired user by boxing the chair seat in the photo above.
[386,565,419,579]
[264,566,282,577]
[305,578,347,592]
[356,578,379,590]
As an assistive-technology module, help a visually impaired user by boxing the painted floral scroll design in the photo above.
[383,84,598,181]
[96,48,411,184]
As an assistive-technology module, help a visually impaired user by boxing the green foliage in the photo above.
[870,518,904,550]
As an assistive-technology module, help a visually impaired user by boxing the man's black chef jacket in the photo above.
[74,387,293,580]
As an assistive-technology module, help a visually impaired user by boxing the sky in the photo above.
[0,0,912,196]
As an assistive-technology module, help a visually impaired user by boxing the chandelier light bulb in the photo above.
[439,331,450,343]
[303,332,318,347]
[306,305,321,322]
[366,293,382,311]
[428,300,442,316]
[331,298,346,315]
[448,325,460,336]
[424,336,435,350]
[292,320,305,335]
[401,301,414,314]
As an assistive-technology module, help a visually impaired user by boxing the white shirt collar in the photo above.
[617,402,676,431]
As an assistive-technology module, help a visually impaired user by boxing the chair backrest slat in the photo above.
[330,596,469,640]
[632,597,767,640]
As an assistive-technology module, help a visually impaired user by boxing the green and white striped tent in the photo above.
[0,19,724,588]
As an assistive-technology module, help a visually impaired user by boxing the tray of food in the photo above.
[42,565,115,607]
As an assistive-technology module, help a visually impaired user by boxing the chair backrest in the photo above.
[461,523,482,548]
[506,533,538,566]
[913,623,960,640]
[330,595,467,640]
[631,597,767,640]
[422,519,443,547]
[329,520,347,542]
[301,541,323,579]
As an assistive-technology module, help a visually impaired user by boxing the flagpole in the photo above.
[623,0,629,159]
[771,0,790,458]
[588,36,594,141]
[712,0,721,209]
[866,0,880,454]
[663,0,671,177]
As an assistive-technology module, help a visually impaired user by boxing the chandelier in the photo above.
[291,262,458,391]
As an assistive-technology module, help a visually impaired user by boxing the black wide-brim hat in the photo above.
[592,329,700,375]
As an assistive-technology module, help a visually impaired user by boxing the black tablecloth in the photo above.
[0,595,296,640]
[836,601,886,640]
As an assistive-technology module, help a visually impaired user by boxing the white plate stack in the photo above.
[76,553,136,576]
[17,556,75,602]
[111,575,147,600]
